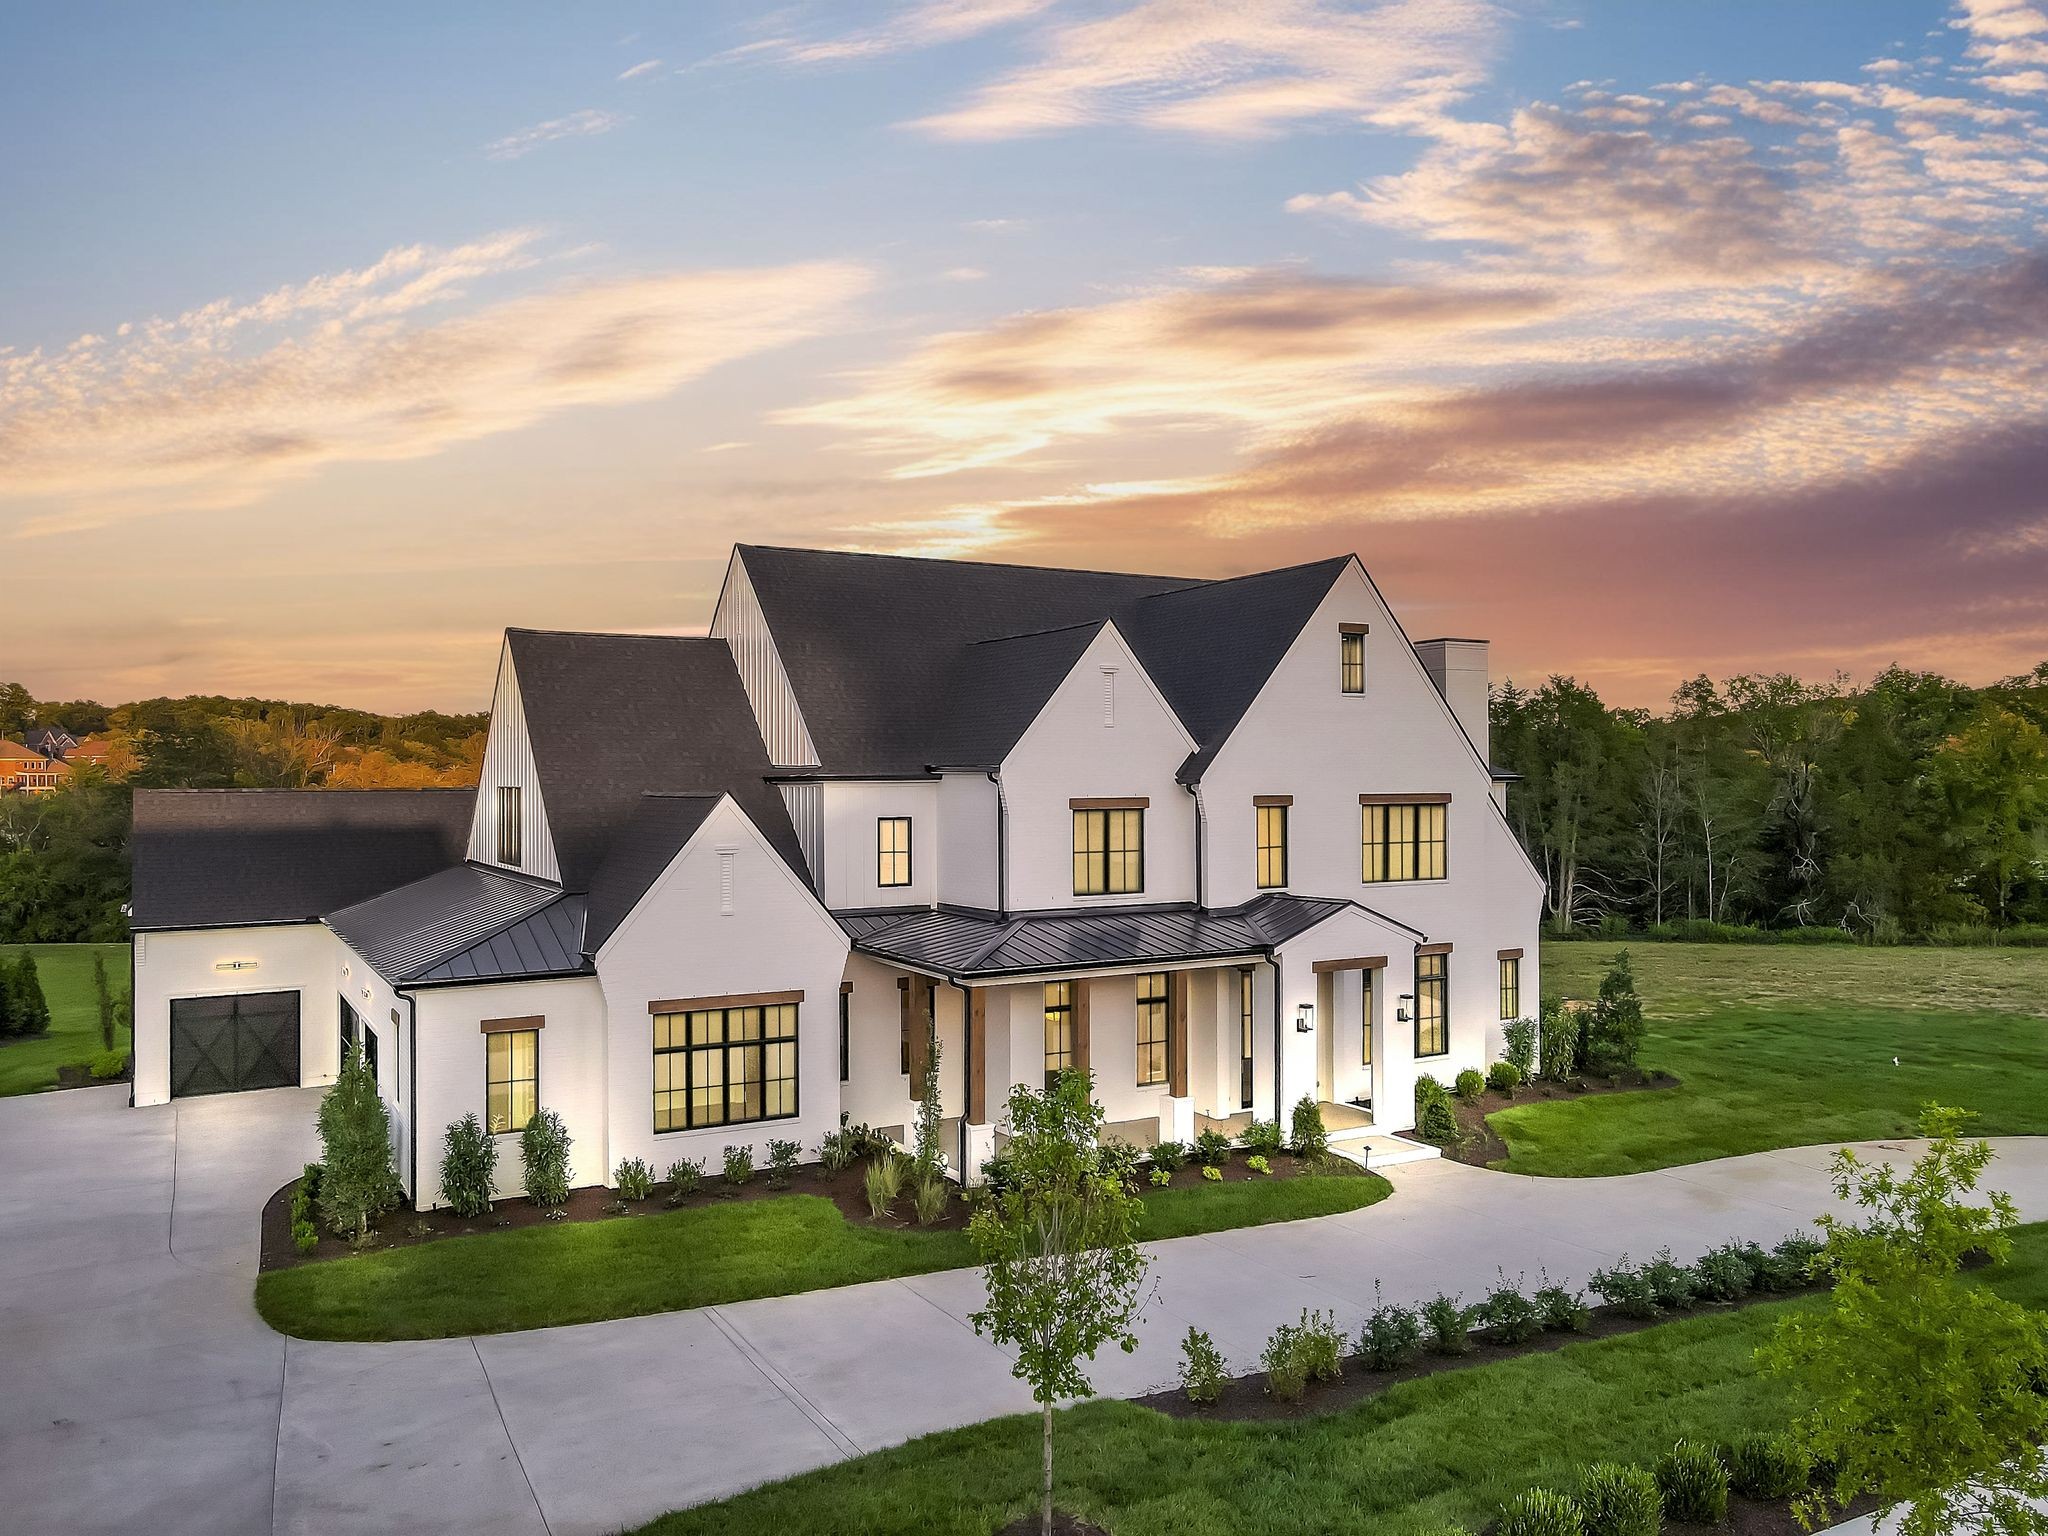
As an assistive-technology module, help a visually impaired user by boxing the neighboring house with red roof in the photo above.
[0,740,69,793]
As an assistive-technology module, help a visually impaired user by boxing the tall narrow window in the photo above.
[839,986,852,1083]
[1362,799,1448,882]
[1043,981,1074,1089]
[653,1001,799,1131]
[1415,952,1448,1058]
[877,816,912,888]
[1340,625,1368,693]
[362,1022,380,1085]
[486,1028,538,1134]
[1135,972,1168,1086]
[339,995,360,1072]
[1498,955,1520,1020]
[495,785,522,866]
[1361,968,1374,1068]
[1238,968,1255,1110]
[1072,805,1144,895]
[1255,801,1289,889]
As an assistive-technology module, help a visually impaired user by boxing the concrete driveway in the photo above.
[5,1086,2048,1536]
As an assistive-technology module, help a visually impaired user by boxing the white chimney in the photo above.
[1414,638,1489,763]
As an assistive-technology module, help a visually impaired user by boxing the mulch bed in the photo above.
[1436,1070,1682,1168]
[1136,1278,1825,1424]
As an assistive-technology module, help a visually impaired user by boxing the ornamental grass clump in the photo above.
[613,1157,653,1202]
[1422,1292,1473,1355]
[1179,1327,1227,1405]
[1294,1309,1345,1384]
[519,1108,573,1209]
[1654,1439,1729,1525]
[913,1168,949,1225]
[1495,1488,1585,1536]
[440,1114,497,1218]
[1358,1283,1424,1370]
[1578,1462,1660,1536]
[864,1152,906,1219]
[1726,1432,1809,1500]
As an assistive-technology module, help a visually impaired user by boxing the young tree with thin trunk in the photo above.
[968,1071,1150,1536]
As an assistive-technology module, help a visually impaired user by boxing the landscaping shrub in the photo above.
[1766,1231,1825,1288]
[519,1108,573,1209]
[1289,1096,1329,1159]
[1590,1256,1661,1319]
[1246,1154,1271,1175]
[1358,1283,1423,1370]
[3,951,51,1037]
[1150,1138,1188,1174]
[864,1153,905,1218]
[1454,1068,1486,1102]
[1488,1060,1523,1096]
[1644,1248,1701,1311]
[1495,1488,1585,1536]
[766,1138,801,1189]
[817,1118,861,1174]
[1414,1073,1459,1141]
[913,1169,949,1225]
[1193,1128,1231,1168]
[1098,1140,1142,1189]
[1261,1318,1310,1402]
[1578,1462,1660,1536]
[1539,997,1580,1082]
[1534,1273,1592,1333]
[1241,1118,1284,1157]
[1583,952,1646,1076]
[291,1220,318,1255]
[1478,1271,1542,1344]
[318,1045,400,1237]
[978,1148,1015,1194]
[1694,1243,1754,1303]
[1149,1167,1172,1187]
[439,1114,497,1218]
[614,1157,653,1201]
[88,1048,126,1080]
[1296,1308,1345,1383]
[1726,1432,1809,1499]
[1201,1164,1222,1182]
[1654,1439,1729,1524]
[1503,1016,1537,1077]
[663,1158,702,1203]
[1179,1326,1227,1405]
[722,1144,754,1187]
[1422,1292,1473,1354]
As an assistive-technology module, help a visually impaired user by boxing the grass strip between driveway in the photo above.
[255,1168,1390,1342]
[625,1220,2048,1536]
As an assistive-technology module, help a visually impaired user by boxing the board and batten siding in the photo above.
[779,781,825,884]
[710,551,820,768]
[466,641,562,883]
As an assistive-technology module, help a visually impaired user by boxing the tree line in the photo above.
[1490,663,2048,941]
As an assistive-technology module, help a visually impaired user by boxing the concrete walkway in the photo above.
[6,1086,2048,1536]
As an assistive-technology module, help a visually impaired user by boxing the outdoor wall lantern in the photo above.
[1295,1002,1314,1034]
[1396,992,1414,1022]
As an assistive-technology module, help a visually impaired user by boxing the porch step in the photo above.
[1335,1133,1442,1170]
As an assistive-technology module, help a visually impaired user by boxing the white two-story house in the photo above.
[128,545,1543,1205]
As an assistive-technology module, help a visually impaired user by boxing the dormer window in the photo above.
[1071,799,1145,895]
[877,816,912,888]
[495,786,522,867]
[1340,624,1369,694]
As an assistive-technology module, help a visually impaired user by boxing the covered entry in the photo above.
[169,991,302,1097]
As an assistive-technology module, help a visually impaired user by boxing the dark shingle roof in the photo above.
[584,793,721,951]
[505,630,808,892]
[326,864,580,985]
[130,789,473,931]
[840,893,1372,979]
[736,546,1351,780]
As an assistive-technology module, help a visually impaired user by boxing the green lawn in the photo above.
[628,1220,2048,1536]
[1487,943,2048,1177]
[0,942,130,1097]
[257,1168,1389,1342]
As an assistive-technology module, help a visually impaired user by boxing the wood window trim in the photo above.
[1338,622,1372,636]
[1311,955,1388,975]
[1360,792,1453,805]
[1253,794,1294,807]
[480,1014,544,1034]
[1416,942,1454,957]
[1069,796,1150,810]
[647,988,804,1015]
[1497,948,1525,961]
[877,815,913,888]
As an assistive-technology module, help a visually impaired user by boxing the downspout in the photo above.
[403,990,419,1208]
[988,769,1009,918]
[1187,782,1206,910]
[956,978,972,1181]
[1270,953,1285,1121]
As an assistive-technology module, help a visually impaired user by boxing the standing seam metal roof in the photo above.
[325,864,578,985]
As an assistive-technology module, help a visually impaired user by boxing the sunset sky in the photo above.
[7,0,2048,713]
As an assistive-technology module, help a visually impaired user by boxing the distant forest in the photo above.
[1491,663,2048,943]
[0,682,484,943]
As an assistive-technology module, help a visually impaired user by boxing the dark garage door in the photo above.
[170,991,302,1098]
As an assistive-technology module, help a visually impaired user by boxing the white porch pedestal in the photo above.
[1160,1093,1195,1145]
[962,1119,998,1185]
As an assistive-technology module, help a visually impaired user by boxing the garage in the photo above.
[169,991,303,1097]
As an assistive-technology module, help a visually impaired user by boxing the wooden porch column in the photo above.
[901,976,933,1099]
[1072,980,1091,1074]
[1167,971,1189,1097]
[966,987,987,1123]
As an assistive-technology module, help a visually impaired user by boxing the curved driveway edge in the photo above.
[6,1086,2047,1536]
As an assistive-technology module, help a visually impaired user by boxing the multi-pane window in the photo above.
[652,1001,798,1132]
[486,1029,538,1134]
[1238,968,1255,1109]
[1499,955,1520,1020]
[495,785,522,867]
[1340,629,1366,694]
[1255,803,1289,889]
[1043,981,1075,1088]
[1361,968,1374,1068]
[1362,800,1447,882]
[1415,952,1448,1058]
[1072,807,1144,895]
[1135,972,1168,1086]
[877,817,912,888]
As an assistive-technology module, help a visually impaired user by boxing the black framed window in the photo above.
[362,1022,380,1085]
[1499,956,1520,1020]
[339,995,360,1070]
[653,1002,798,1132]
[486,1029,538,1134]
[1135,972,1168,1086]
[1238,968,1255,1109]
[1361,968,1374,1067]
[1363,801,1447,882]
[1415,953,1448,1058]
[1043,980,1074,1089]
[1073,807,1143,895]
[1255,803,1288,889]
[496,785,522,867]
[1340,630,1366,693]
[839,988,851,1083]
[877,817,912,888]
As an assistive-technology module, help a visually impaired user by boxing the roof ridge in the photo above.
[506,626,720,643]
[738,542,1196,584]
[1132,554,1352,602]
[968,617,1109,646]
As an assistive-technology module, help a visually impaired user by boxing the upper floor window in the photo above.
[1361,797,1448,882]
[1415,951,1449,1058]
[1340,623,1369,694]
[1498,952,1521,1020]
[495,785,522,867]
[1135,972,1168,1086]
[877,816,912,888]
[1072,801,1145,895]
[1255,799,1289,889]
[653,999,799,1132]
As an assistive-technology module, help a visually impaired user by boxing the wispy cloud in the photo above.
[710,0,1054,68]
[617,58,664,81]
[484,108,625,160]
